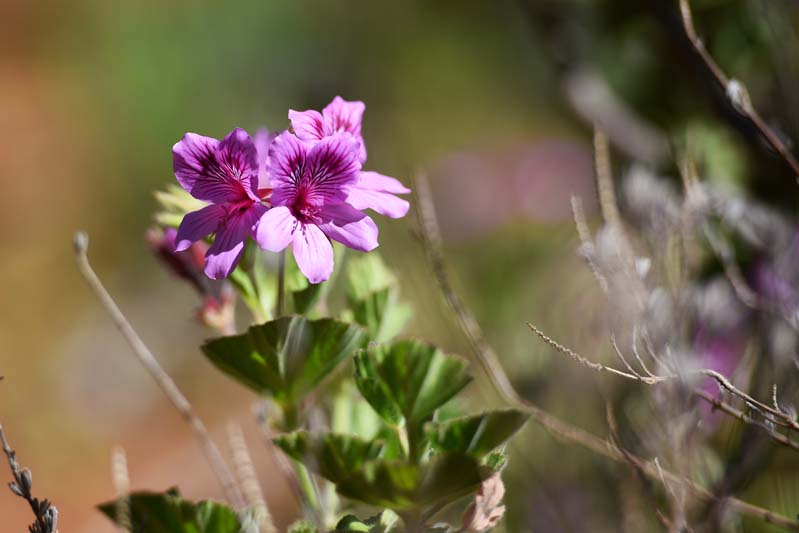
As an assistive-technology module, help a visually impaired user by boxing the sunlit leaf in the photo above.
[354,340,472,426]
[273,431,385,483]
[98,488,240,533]
[427,409,529,458]
[202,316,367,404]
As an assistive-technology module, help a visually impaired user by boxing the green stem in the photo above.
[292,459,323,519]
[277,250,286,317]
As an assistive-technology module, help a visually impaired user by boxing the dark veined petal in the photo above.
[302,132,362,205]
[323,96,366,162]
[317,202,378,251]
[173,128,256,203]
[203,204,261,279]
[267,131,307,206]
[175,203,227,251]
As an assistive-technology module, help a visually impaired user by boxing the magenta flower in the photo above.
[289,96,411,219]
[255,131,378,283]
[172,128,268,279]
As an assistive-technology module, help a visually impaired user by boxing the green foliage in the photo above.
[288,519,320,533]
[346,254,411,342]
[274,431,385,482]
[427,409,529,459]
[98,488,240,533]
[334,511,399,532]
[202,316,367,406]
[334,453,488,510]
[354,340,472,427]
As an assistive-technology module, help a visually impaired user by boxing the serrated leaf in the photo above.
[354,340,472,426]
[273,431,385,483]
[335,453,488,511]
[346,254,396,302]
[202,316,367,404]
[427,409,529,458]
[98,488,240,533]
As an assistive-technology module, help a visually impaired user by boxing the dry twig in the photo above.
[73,232,245,509]
[412,174,799,530]
[679,0,799,180]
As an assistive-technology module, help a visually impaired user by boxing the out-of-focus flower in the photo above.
[146,227,236,334]
[255,131,377,283]
[289,96,410,218]
[460,473,506,532]
[172,127,268,279]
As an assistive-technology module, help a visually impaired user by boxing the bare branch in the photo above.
[679,0,799,180]
[413,175,799,530]
[73,232,245,509]
[227,422,277,533]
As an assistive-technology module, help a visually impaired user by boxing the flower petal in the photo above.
[289,109,326,142]
[346,171,411,218]
[322,96,366,162]
[267,131,307,206]
[318,202,379,252]
[175,203,227,251]
[255,205,297,252]
[292,223,334,284]
[303,132,362,205]
[203,206,260,279]
[218,127,260,200]
[254,128,273,190]
[173,129,256,203]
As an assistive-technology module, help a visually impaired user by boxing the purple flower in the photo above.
[172,127,268,279]
[289,96,411,219]
[255,131,378,283]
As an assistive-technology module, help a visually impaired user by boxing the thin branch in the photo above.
[412,175,799,530]
[1,423,59,533]
[73,232,245,509]
[679,0,799,180]
[528,322,799,452]
[593,128,621,226]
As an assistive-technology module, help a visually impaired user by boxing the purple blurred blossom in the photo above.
[146,227,236,334]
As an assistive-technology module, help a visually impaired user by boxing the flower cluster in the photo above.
[171,97,410,283]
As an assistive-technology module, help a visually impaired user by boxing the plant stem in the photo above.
[277,250,286,317]
[293,459,323,521]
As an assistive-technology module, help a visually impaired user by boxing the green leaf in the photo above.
[288,519,320,533]
[202,316,367,404]
[274,431,385,483]
[334,511,399,532]
[335,453,487,511]
[98,488,240,533]
[346,253,396,301]
[427,409,529,458]
[350,288,412,343]
[354,340,472,426]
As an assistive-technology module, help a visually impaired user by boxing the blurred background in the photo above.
[3,0,799,531]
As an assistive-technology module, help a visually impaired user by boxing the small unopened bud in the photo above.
[19,468,32,492]
[8,481,23,497]
[46,506,59,531]
[726,79,752,113]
